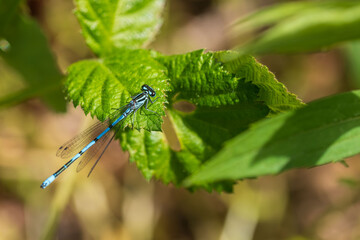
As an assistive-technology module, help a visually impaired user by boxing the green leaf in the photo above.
[232,1,315,36]
[233,1,360,55]
[0,3,66,111]
[118,50,302,191]
[66,49,169,131]
[74,0,165,56]
[0,0,21,34]
[0,80,62,109]
[184,90,360,186]
[120,130,174,181]
[217,51,304,113]
[345,40,360,88]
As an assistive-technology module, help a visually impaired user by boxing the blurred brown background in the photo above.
[1,0,360,240]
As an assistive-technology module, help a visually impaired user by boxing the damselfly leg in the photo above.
[144,98,160,116]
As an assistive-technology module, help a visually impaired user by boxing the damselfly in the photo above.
[40,84,159,189]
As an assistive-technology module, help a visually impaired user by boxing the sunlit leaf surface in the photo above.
[185,90,360,186]
[74,0,165,56]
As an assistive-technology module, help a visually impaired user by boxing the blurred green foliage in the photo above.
[0,0,66,111]
[233,0,360,55]
[345,40,360,87]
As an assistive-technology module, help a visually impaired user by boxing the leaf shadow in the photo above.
[251,92,360,174]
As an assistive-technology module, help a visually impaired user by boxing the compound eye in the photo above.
[150,91,156,97]
[141,85,147,91]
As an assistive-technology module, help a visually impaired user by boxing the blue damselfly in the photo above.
[40,84,159,189]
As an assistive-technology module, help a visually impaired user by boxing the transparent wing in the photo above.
[56,106,129,159]
[56,119,111,159]
[76,129,114,173]
[87,130,117,177]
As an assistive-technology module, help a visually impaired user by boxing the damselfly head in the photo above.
[141,84,156,97]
